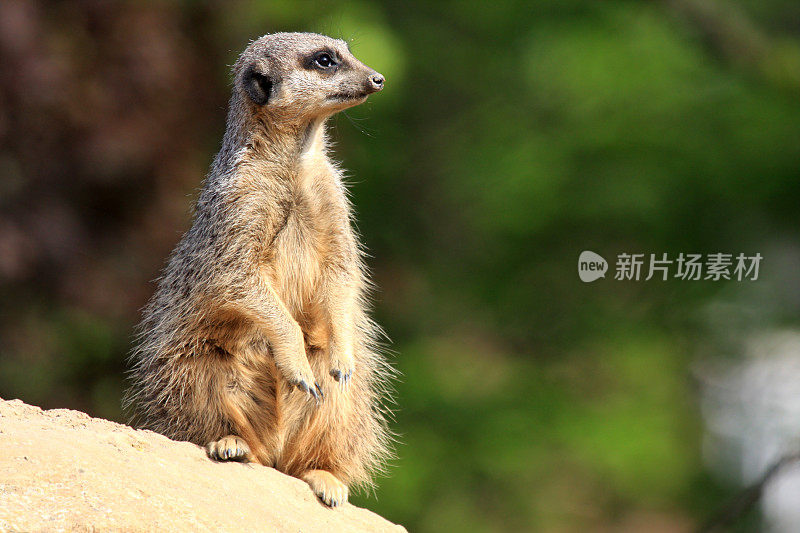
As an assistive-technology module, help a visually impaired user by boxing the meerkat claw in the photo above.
[309,381,319,402]
[294,378,324,402]
[302,469,350,507]
[206,435,250,462]
[330,368,353,386]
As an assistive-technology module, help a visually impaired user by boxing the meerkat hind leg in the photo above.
[206,435,251,462]
[301,469,349,507]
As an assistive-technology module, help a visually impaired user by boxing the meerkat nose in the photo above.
[369,73,385,92]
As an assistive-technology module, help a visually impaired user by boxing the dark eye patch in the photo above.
[304,49,340,72]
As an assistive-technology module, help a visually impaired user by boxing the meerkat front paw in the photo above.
[289,374,324,402]
[283,361,323,402]
[277,351,323,402]
[206,435,250,462]
[301,470,349,507]
[329,342,355,386]
[329,355,354,386]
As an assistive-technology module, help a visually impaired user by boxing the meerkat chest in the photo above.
[272,210,323,298]
[268,174,347,313]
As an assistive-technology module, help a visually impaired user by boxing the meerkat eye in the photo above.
[314,52,336,69]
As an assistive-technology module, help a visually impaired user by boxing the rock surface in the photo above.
[0,398,405,532]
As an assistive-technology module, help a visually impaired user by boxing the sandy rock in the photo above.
[0,398,405,532]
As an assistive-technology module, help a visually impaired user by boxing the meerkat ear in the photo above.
[242,65,273,106]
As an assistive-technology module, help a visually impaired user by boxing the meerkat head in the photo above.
[234,32,384,122]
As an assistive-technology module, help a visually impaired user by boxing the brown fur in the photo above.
[124,33,394,506]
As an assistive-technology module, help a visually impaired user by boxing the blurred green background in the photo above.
[1,1,800,531]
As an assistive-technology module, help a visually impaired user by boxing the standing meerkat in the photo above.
[125,32,394,507]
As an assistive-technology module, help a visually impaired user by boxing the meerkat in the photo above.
[124,32,394,507]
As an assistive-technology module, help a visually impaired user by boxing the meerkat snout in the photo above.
[368,73,385,93]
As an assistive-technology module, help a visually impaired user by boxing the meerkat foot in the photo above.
[301,470,349,508]
[206,435,251,462]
